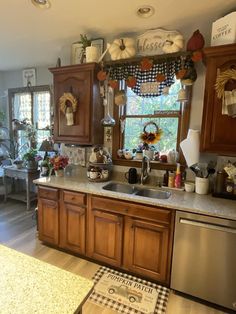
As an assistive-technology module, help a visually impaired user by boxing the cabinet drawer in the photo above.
[90,196,172,224]
[38,186,59,201]
[63,190,86,206]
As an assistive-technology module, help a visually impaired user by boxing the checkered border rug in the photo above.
[89,266,170,314]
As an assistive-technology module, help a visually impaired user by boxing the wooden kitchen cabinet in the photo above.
[59,190,86,254]
[49,63,103,145]
[87,195,174,283]
[87,206,123,267]
[201,43,236,155]
[123,216,170,282]
[37,187,174,284]
[38,187,59,245]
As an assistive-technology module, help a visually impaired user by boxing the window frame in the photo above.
[8,85,53,158]
[112,85,192,170]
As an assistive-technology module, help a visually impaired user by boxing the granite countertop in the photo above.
[0,244,93,314]
[34,176,236,221]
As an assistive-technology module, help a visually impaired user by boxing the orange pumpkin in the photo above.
[126,76,137,88]
[97,70,107,81]
[140,58,153,71]
[156,73,166,82]
[108,80,119,89]
[176,69,187,80]
[191,50,203,62]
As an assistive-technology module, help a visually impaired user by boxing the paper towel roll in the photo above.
[180,129,200,167]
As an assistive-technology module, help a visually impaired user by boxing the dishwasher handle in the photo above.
[179,218,236,234]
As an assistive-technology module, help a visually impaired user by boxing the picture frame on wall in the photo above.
[91,38,104,60]
[71,43,84,64]
[22,68,36,87]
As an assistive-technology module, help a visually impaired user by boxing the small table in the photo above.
[0,244,94,314]
[3,166,40,210]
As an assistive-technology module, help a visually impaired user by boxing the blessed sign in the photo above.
[136,28,181,56]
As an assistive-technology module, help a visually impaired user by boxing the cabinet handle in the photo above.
[124,208,128,212]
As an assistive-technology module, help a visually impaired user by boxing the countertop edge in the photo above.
[34,177,236,221]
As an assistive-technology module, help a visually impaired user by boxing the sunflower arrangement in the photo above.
[140,121,163,145]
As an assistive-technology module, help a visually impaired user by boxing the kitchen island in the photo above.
[0,244,93,314]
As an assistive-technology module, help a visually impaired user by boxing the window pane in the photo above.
[126,79,181,115]
[34,91,51,129]
[13,93,32,121]
[124,117,178,153]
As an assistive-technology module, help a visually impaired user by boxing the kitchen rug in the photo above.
[88,266,170,314]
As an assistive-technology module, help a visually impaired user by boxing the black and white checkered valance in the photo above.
[108,58,193,97]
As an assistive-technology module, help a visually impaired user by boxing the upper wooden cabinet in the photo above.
[49,63,103,145]
[201,44,236,155]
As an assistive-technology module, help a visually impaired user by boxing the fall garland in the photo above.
[59,92,78,114]
[215,69,236,99]
[140,121,163,145]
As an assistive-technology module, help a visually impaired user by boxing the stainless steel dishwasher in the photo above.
[171,211,236,311]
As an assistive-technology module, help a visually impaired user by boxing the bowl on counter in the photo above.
[87,162,112,182]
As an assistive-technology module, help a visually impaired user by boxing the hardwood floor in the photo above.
[0,199,228,314]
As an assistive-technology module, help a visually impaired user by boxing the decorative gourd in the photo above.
[162,34,184,53]
[187,29,205,51]
[109,38,136,60]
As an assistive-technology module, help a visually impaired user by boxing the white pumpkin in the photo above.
[162,34,184,53]
[109,38,136,60]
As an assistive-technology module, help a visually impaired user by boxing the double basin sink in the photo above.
[102,182,171,199]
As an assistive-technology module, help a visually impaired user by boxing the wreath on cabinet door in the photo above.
[215,69,236,99]
[215,69,236,117]
[59,92,78,126]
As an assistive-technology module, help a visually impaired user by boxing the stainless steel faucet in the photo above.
[140,155,151,184]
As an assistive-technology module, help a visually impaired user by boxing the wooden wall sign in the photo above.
[136,28,182,56]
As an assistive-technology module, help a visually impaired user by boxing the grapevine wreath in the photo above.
[59,92,78,115]
[215,69,236,99]
[140,121,163,145]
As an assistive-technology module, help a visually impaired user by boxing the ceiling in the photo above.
[0,0,235,71]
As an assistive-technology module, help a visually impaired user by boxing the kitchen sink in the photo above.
[135,188,171,199]
[102,182,171,199]
[102,182,139,194]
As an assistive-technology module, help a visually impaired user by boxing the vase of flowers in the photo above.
[49,155,69,177]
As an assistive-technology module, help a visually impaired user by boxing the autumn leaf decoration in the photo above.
[140,121,163,145]
[140,58,153,71]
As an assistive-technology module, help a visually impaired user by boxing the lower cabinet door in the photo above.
[38,198,59,245]
[87,209,123,267]
[60,203,85,254]
[123,216,170,283]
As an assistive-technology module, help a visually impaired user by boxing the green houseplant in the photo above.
[22,148,41,169]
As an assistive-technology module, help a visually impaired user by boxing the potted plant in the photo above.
[78,34,91,63]
[22,148,41,170]
[49,155,69,177]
